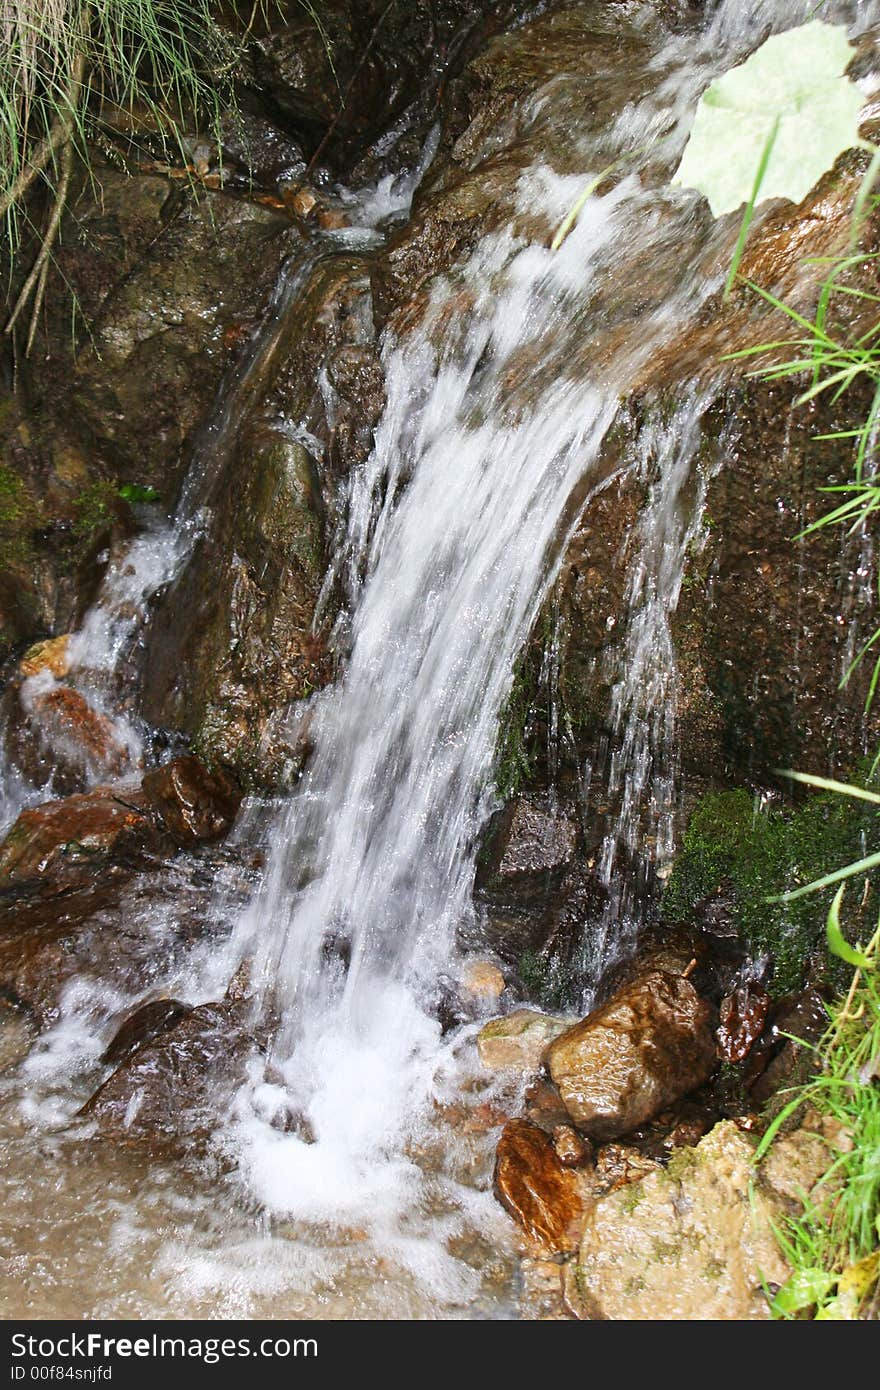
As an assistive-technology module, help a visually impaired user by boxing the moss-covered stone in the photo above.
[663,782,880,994]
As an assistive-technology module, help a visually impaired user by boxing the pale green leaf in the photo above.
[672,21,866,218]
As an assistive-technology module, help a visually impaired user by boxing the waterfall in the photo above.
[224,0,859,1224]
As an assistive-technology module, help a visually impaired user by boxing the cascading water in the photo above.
[2,0,879,1320]
[223,0,876,1240]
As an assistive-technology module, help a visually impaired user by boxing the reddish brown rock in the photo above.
[493,1118,589,1253]
[27,686,130,780]
[101,998,192,1068]
[717,977,771,1063]
[546,970,716,1141]
[0,787,167,894]
[141,755,241,847]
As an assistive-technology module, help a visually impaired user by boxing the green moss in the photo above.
[71,480,118,542]
[665,1145,701,1183]
[494,656,535,800]
[620,1182,646,1214]
[664,780,880,993]
[0,463,37,568]
[518,947,570,1011]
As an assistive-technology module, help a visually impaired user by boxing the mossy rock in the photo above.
[663,782,880,993]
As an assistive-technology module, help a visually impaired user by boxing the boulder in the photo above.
[493,1118,590,1253]
[82,1000,254,1153]
[567,1117,848,1321]
[546,970,716,1140]
[140,755,241,847]
[477,1008,571,1073]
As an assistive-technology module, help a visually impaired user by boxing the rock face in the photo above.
[82,1001,253,1153]
[568,1117,847,1321]
[493,1118,589,1252]
[546,970,716,1140]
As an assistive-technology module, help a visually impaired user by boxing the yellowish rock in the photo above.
[19,634,71,680]
[572,1121,789,1320]
[461,958,506,1002]
[477,1008,572,1072]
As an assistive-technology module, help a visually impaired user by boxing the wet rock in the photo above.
[19,636,71,680]
[101,998,192,1068]
[493,1118,589,1253]
[0,867,233,1024]
[460,958,506,1004]
[22,685,130,783]
[140,756,241,847]
[546,970,716,1140]
[570,1118,849,1320]
[82,1000,254,1153]
[0,999,36,1071]
[0,787,167,895]
[0,755,239,896]
[477,1008,571,1073]
[716,975,771,1063]
[479,796,578,909]
[747,988,827,1104]
[552,1124,591,1168]
[593,1143,660,1196]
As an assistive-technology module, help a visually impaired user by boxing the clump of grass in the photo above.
[756,905,880,1320]
[1,0,248,354]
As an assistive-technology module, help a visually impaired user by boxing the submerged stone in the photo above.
[82,1001,254,1154]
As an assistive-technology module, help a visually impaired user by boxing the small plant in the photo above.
[756,886,880,1320]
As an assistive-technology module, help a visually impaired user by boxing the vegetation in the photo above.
[1,0,246,353]
[756,903,879,1320]
[663,780,880,994]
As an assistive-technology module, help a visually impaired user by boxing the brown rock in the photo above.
[101,998,191,1068]
[717,977,771,1063]
[494,1118,589,1253]
[593,1143,660,1196]
[552,1125,592,1168]
[546,970,716,1140]
[141,755,241,847]
[0,786,166,894]
[82,1000,254,1153]
[283,186,318,219]
[19,635,71,679]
